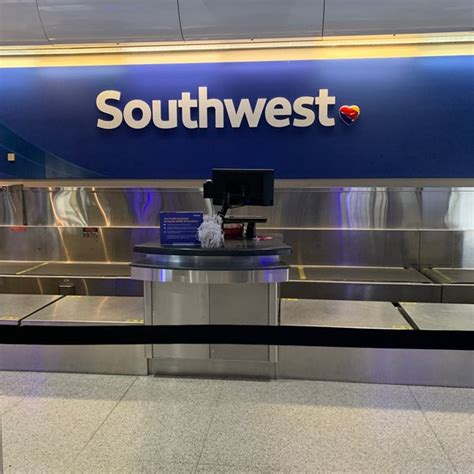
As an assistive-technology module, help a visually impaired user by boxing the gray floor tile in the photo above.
[70,377,222,468]
[69,457,196,474]
[410,386,474,473]
[0,371,47,415]
[2,372,136,473]
[200,380,454,472]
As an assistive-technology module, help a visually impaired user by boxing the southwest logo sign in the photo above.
[97,87,360,130]
[339,105,361,125]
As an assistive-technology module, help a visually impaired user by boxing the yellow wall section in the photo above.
[0,34,472,68]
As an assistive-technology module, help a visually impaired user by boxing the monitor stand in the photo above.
[224,216,267,240]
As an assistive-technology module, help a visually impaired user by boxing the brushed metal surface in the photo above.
[280,230,420,267]
[210,284,271,361]
[290,266,432,283]
[179,0,324,40]
[441,286,474,304]
[0,276,142,297]
[278,346,474,387]
[131,266,289,284]
[0,185,24,226]
[18,185,474,230]
[22,296,144,325]
[151,282,209,359]
[0,1,49,45]
[0,261,45,275]
[281,299,410,329]
[0,184,473,297]
[400,302,474,331]
[0,294,62,325]
[23,262,131,277]
[150,357,276,379]
[23,187,205,227]
[281,280,442,303]
[430,268,474,284]
[0,344,148,375]
[420,231,474,268]
[324,0,474,36]
[37,0,181,44]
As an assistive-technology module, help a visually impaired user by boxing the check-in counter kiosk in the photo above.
[131,237,291,378]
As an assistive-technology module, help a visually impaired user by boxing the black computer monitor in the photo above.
[208,169,274,207]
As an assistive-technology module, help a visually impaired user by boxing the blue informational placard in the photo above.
[160,212,203,246]
[0,56,473,179]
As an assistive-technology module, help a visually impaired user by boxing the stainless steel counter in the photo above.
[0,294,62,325]
[281,299,411,329]
[400,302,474,331]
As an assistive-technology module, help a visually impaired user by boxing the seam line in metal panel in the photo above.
[15,262,48,275]
[17,295,65,325]
[176,0,185,42]
[35,1,54,47]
[321,0,327,38]
[396,305,420,330]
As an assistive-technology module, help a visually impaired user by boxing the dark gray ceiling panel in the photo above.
[37,0,182,44]
[0,0,49,45]
[179,0,324,40]
[324,0,474,36]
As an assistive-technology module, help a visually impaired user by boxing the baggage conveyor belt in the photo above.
[279,298,473,387]
[283,266,442,302]
[1,261,473,303]
[0,295,148,375]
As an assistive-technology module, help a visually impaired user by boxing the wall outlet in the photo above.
[7,153,15,162]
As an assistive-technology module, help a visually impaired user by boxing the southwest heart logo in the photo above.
[339,105,360,126]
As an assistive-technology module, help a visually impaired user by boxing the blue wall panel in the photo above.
[0,56,472,179]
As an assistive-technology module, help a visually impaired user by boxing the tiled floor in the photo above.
[0,372,472,473]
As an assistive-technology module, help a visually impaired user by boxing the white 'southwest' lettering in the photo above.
[96,87,336,130]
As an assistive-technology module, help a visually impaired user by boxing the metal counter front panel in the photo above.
[0,56,473,179]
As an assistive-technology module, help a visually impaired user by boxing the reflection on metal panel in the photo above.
[23,187,206,227]
[19,185,474,230]
[0,227,160,262]
[324,0,474,36]
[179,0,324,40]
[23,295,144,325]
[280,229,419,266]
[0,183,473,271]
[281,299,410,329]
[420,231,474,268]
[0,185,24,226]
[281,280,442,303]
[400,302,474,331]
[38,0,181,44]
[0,0,48,45]
[0,294,62,325]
